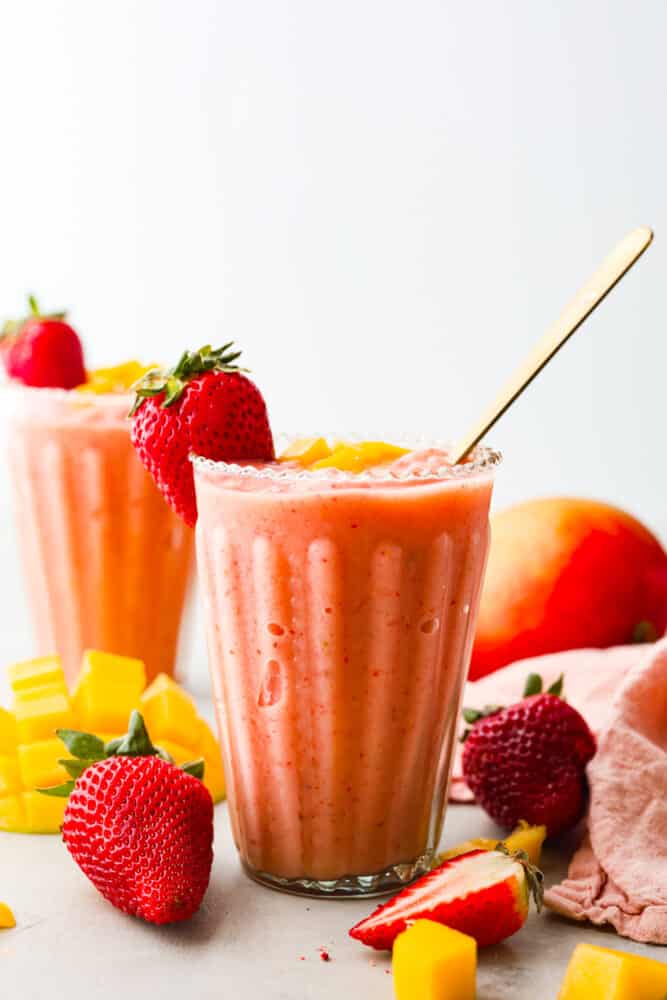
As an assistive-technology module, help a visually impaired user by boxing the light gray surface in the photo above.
[1,800,664,999]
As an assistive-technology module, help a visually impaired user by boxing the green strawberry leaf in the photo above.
[547,674,564,697]
[55,729,106,761]
[59,758,97,780]
[38,781,76,798]
[523,673,543,697]
[462,708,485,725]
[181,758,205,780]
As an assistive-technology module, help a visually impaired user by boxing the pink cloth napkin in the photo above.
[450,644,643,803]
[544,638,667,944]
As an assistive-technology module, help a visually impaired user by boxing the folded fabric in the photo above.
[450,644,644,802]
[544,638,667,944]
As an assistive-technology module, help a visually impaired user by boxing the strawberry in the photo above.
[349,846,543,950]
[1,294,85,389]
[461,674,597,835]
[40,711,214,925]
[130,344,274,527]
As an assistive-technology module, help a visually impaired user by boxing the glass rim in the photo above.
[191,433,502,484]
[2,381,133,405]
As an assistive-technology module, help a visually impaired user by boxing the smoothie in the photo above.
[193,439,499,895]
[6,385,194,683]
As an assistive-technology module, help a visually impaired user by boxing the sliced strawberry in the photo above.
[349,848,543,951]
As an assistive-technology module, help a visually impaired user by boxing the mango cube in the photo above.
[0,755,22,797]
[439,822,546,867]
[22,790,66,834]
[393,919,476,1000]
[73,650,145,731]
[278,437,332,466]
[0,707,17,754]
[17,738,71,789]
[0,794,26,832]
[13,689,75,744]
[141,673,198,744]
[195,718,226,804]
[558,943,667,999]
[7,655,65,693]
[311,440,410,472]
[0,902,16,929]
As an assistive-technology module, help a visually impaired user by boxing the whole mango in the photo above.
[470,498,667,680]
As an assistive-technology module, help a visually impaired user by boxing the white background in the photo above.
[0,1,665,682]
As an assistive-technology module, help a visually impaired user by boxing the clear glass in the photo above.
[192,435,500,897]
[4,384,195,684]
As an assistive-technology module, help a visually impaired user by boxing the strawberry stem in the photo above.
[129,343,248,416]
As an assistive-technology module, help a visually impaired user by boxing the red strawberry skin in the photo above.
[4,316,85,389]
[349,850,531,950]
[131,371,274,527]
[462,694,596,835]
[63,755,214,925]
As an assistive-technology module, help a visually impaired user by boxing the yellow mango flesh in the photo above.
[311,440,410,471]
[558,943,667,1000]
[393,919,476,1000]
[75,361,157,394]
[0,902,16,929]
[0,653,226,832]
[278,437,332,466]
[439,821,546,867]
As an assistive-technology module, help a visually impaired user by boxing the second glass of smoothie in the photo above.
[6,384,195,683]
[193,437,500,896]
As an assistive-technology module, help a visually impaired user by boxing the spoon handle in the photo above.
[451,225,654,464]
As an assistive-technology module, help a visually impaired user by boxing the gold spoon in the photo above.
[451,225,654,464]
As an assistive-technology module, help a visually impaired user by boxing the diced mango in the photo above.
[75,361,158,394]
[439,821,546,867]
[278,437,333,466]
[73,650,145,731]
[0,754,22,797]
[195,718,226,804]
[356,441,410,464]
[22,791,66,834]
[504,821,546,865]
[153,739,196,765]
[17,738,71,789]
[13,681,69,704]
[0,707,17,754]
[0,902,16,928]
[311,445,365,471]
[13,689,75,744]
[7,655,65,693]
[393,919,476,1000]
[0,794,26,832]
[141,673,198,745]
[311,440,410,472]
[558,943,667,1000]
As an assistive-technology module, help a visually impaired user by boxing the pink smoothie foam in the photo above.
[6,385,194,683]
[194,441,499,888]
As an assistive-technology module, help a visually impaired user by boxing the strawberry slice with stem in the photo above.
[349,847,544,951]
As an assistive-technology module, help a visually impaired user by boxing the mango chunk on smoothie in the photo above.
[311,440,410,472]
[558,943,667,999]
[0,902,16,928]
[7,655,64,693]
[393,919,476,1000]
[278,437,332,466]
[75,361,157,394]
[72,650,145,731]
[141,674,199,744]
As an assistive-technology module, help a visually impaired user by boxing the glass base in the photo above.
[241,850,435,898]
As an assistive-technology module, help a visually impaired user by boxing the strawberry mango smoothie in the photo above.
[6,385,194,683]
[193,439,499,895]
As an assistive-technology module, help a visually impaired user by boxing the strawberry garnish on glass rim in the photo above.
[129,343,274,527]
[349,845,544,951]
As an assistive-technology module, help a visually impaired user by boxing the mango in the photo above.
[439,821,546,867]
[311,440,409,472]
[0,902,16,929]
[558,943,667,999]
[1,651,226,832]
[75,361,157,394]
[393,919,476,1000]
[73,650,145,731]
[278,437,332,466]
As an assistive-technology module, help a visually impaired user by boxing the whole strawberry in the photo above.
[130,344,274,526]
[41,712,214,925]
[461,674,596,835]
[350,846,543,950]
[1,294,85,389]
